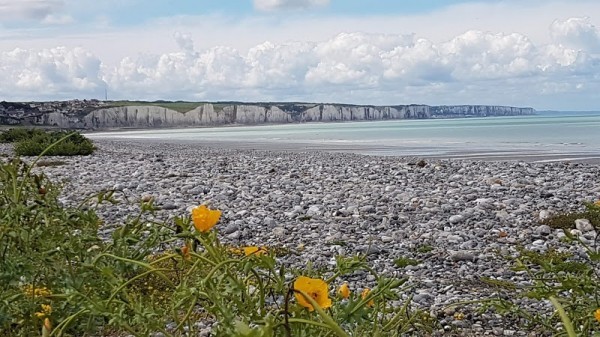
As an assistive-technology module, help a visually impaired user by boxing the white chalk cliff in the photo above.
[29,103,535,129]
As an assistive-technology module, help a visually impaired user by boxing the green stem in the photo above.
[50,308,89,336]
[286,318,335,330]
[93,253,175,287]
[174,296,199,331]
[549,296,577,337]
[106,268,171,304]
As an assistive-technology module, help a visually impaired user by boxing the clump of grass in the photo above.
[415,244,434,254]
[394,256,420,268]
[541,210,600,230]
[9,129,96,156]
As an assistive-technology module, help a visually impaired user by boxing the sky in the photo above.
[0,0,599,110]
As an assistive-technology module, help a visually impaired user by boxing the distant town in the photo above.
[0,100,107,122]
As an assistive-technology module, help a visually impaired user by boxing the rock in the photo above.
[307,205,322,216]
[447,235,464,244]
[449,251,476,262]
[227,231,241,240]
[160,203,178,210]
[263,217,277,227]
[538,210,551,221]
[223,223,240,235]
[495,210,510,220]
[575,218,594,232]
[381,236,394,243]
[535,224,552,236]
[273,227,285,238]
[448,215,464,224]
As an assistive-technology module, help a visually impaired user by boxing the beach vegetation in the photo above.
[0,138,434,336]
[540,207,600,230]
[0,128,96,156]
[394,256,420,268]
[0,127,46,143]
[484,201,600,336]
[415,244,434,254]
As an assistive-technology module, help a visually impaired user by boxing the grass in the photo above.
[106,101,204,113]
[541,210,600,230]
[394,256,420,268]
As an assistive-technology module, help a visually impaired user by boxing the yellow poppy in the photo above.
[361,288,375,307]
[35,304,52,318]
[595,308,600,322]
[228,247,243,255]
[293,276,332,312]
[23,285,51,298]
[191,205,221,233]
[338,282,350,299]
[243,246,267,257]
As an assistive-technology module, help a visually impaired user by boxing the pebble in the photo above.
[22,139,600,337]
[575,218,594,232]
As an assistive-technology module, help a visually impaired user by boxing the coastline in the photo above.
[19,139,600,335]
[85,135,600,164]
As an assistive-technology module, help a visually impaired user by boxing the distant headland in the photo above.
[0,100,535,130]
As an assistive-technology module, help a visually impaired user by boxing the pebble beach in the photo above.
[13,139,600,336]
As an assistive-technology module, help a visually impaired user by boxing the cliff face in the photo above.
[24,103,534,129]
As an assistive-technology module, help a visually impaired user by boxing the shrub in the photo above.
[0,128,46,143]
[485,202,600,336]
[13,130,95,156]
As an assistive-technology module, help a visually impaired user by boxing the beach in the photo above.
[15,139,600,335]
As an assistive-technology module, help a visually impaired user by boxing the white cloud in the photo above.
[1,0,600,110]
[0,47,105,100]
[550,17,600,53]
[0,0,64,22]
[173,31,196,55]
[41,13,73,25]
[94,23,599,109]
[254,0,329,11]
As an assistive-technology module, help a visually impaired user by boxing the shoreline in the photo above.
[85,135,600,164]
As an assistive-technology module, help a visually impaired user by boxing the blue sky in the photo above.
[0,0,599,110]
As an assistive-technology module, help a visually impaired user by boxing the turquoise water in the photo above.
[88,111,600,161]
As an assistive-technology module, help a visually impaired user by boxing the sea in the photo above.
[87,111,600,163]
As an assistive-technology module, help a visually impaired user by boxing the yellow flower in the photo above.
[228,247,244,255]
[243,246,267,257]
[35,304,52,318]
[191,205,221,233]
[595,308,600,322]
[595,200,600,207]
[22,285,51,298]
[454,312,465,320]
[293,276,332,312]
[361,288,375,307]
[338,282,350,299]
